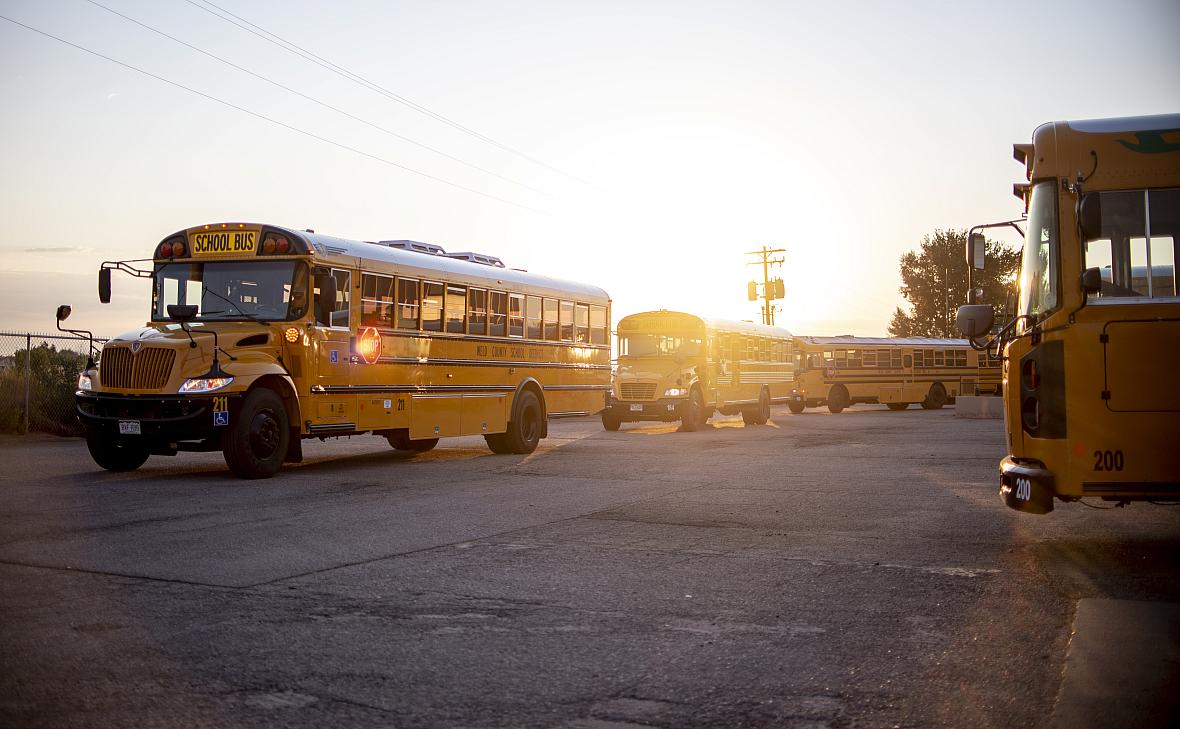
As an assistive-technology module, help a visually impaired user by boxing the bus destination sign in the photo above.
[190,229,259,257]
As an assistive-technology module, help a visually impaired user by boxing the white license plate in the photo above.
[118,420,141,435]
[630,404,643,412]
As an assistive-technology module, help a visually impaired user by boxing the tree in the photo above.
[888,228,1020,338]
[0,343,89,435]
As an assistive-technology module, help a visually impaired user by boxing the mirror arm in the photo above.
[101,259,154,278]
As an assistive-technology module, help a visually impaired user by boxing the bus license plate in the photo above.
[630,404,643,412]
[118,420,141,435]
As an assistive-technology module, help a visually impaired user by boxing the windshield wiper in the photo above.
[199,287,261,322]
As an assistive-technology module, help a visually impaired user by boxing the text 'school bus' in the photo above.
[69,223,611,478]
[957,114,1180,514]
[792,336,1000,414]
[600,310,801,431]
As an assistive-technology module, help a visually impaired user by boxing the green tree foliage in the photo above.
[888,229,1020,337]
[0,344,88,435]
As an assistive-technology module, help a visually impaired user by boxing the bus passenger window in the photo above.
[543,298,559,340]
[560,300,575,341]
[489,291,507,337]
[575,303,589,342]
[446,284,466,333]
[321,269,350,328]
[509,294,525,337]
[468,288,487,335]
[422,282,443,332]
[527,296,543,339]
[396,278,419,329]
[590,305,607,344]
[903,354,913,368]
[361,273,394,327]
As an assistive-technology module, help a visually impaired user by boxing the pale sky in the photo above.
[1,0,1177,338]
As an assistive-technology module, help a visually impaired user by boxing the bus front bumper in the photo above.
[605,399,686,422]
[77,392,239,448]
[999,456,1055,514]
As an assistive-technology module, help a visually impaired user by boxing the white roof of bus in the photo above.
[796,335,970,347]
[291,226,610,304]
[620,310,791,337]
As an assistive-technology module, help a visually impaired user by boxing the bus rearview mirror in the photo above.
[956,304,994,339]
[99,268,112,304]
[968,233,986,271]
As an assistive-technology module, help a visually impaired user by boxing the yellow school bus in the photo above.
[957,114,1180,513]
[601,310,801,430]
[72,223,611,478]
[791,336,999,413]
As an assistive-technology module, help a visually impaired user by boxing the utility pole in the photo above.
[745,246,786,326]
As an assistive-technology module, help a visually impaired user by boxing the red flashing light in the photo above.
[275,236,289,254]
[159,241,173,257]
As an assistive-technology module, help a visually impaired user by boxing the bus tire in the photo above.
[387,430,439,452]
[496,389,543,454]
[886,403,909,411]
[222,388,289,479]
[681,387,706,431]
[788,402,805,414]
[744,387,771,425]
[827,385,848,414]
[86,431,149,472]
[601,411,622,431]
[921,383,947,410]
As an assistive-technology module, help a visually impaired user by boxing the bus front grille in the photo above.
[620,382,658,400]
[100,347,176,390]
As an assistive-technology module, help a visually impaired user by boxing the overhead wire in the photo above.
[0,13,547,215]
[83,0,549,197]
[183,0,599,190]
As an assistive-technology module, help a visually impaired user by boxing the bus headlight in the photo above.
[77,372,93,391]
[179,377,234,393]
[664,387,686,397]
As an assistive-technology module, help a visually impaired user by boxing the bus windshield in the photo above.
[619,333,702,357]
[1018,181,1059,320]
[153,261,309,322]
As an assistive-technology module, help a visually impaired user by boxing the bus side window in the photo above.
[446,284,467,334]
[575,303,590,343]
[508,294,525,338]
[527,296,543,339]
[559,300,575,341]
[468,288,487,335]
[589,304,607,344]
[422,281,444,332]
[396,278,420,330]
[331,270,351,328]
[490,291,507,337]
[543,298,559,340]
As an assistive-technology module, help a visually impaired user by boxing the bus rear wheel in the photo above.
[86,431,149,472]
[680,388,707,431]
[223,388,289,479]
[743,388,771,425]
[387,430,439,452]
[486,390,542,454]
[827,386,849,414]
[921,383,947,410]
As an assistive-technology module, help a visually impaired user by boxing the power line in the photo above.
[0,13,546,214]
[83,0,548,197]
[183,0,597,189]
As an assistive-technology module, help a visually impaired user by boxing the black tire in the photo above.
[921,383,947,410]
[681,388,706,431]
[827,386,848,414]
[743,388,771,425]
[387,430,439,452]
[493,390,543,454]
[788,402,805,414]
[886,403,909,411]
[222,388,289,479]
[601,411,622,431]
[85,430,149,472]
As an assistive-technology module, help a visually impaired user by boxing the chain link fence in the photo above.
[0,331,107,436]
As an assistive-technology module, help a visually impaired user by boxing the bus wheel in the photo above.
[493,389,542,454]
[681,388,706,431]
[86,431,149,472]
[601,411,622,431]
[387,430,439,452]
[788,402,805,414]
[886,403,908,411]
[921,383,947,410]
[743,387,771,425]
[827,386,848,414]
[223,388,289,479]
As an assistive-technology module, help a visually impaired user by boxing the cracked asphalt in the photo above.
[2,406,1178,728]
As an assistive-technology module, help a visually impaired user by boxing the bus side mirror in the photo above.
[99,268,112,304]
[315,272,337,325]
[967,233,986,271]
[56,304,72,322]
[956,304,994,339]
[1078,193,1101,243]
[1081,267,1102,295]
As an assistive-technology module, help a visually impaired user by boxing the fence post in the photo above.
[23,332,31,434]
